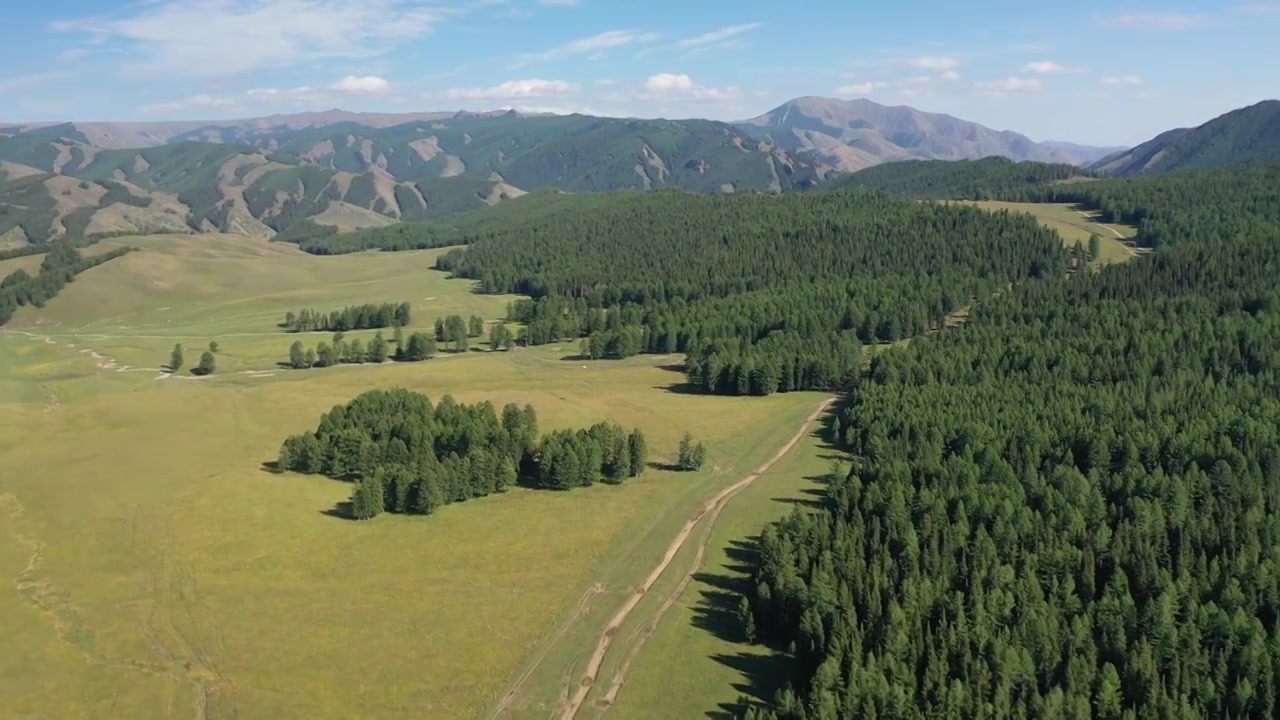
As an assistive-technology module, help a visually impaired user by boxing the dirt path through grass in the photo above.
[551,398,834,720]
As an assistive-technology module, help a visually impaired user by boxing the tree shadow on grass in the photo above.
[647,460,684,472]
[260,460,281,474]
[656,381,703,395]
[690,572,748,643]
[705,650,795,719]
[772,476,831,509]
[320,501,357,521]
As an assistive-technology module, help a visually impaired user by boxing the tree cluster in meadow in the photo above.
[0,241,131,326]
[285,328,438,369]
[276,388,647,519]
[432,314,488,352]
[281,301,410,333]
[735,164,1280,719]
[433,189,1065,396]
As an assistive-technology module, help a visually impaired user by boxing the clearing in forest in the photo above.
[0,232,827,720]
[966,201,1139,266]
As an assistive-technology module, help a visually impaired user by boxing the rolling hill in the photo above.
[0,111,828,243]
[1090,99,1280,175]
[737,97,1116,171]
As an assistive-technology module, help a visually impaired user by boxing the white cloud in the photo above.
[836,82,881,96]
[906,56,959,71]
[538,0,580,5]
[52,0,448,78]
[638,73,738,102]
[513,29,659,66]
[675,22,762,48]
[1100,12,1211,28]
[1234,2,1280,15]
[443,78,579,100]
[1023,60,1087,74]
[1102,74,1143,86]
[940,70,962,81]
[330,75,391,93]
[975,77,1042,92]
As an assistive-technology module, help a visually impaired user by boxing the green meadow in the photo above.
[0,233,828,720]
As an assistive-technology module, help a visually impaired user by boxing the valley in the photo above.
[1,11,1278,715]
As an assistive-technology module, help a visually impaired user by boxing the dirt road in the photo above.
[557,398,834,719]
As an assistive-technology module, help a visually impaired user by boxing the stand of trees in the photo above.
[281,301,410,333]
[0,241,132,326]
[432,189,1064,396]
[276,388,646,519]
[834,156,1096,200]
[677,432,707,471]
[285,329,437,369]
[734,164,1280,720]
[433,314,485,352]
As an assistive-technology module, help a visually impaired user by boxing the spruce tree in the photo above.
[169,343,184,372]
[195,351,216,376]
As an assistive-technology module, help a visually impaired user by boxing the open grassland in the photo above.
[600,424,840,719]
[963,201,1139,266]
[0,233,827,720]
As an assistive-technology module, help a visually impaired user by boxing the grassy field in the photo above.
[0,233,828,720]
[964,201,1139,266]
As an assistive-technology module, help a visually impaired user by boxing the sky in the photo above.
[2,0,1277,146]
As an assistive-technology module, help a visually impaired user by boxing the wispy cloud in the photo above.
[1099,12,1212,28]
[443,78,579,100]
[905,56,959,71]
[975,77,1042,93]
[1102,74,1143,86]
[52,0,449,78]
[141,74,394,114]
[1233,1,1280,14]
[1023,60,1087,74]
[674,22,762,49]
[512,29,659,67]
[0,72,73,93]
[538,0,580,5]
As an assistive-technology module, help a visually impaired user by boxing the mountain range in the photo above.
[0,96,1272,246]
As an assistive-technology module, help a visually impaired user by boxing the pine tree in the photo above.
[368,332,388,363]
[468,314,484,337]
[289,340,306,369]
[194,351,216,376]
[349,477,383,519]
[208,340,219,353]
[1089,233,1103,261]
[628,429,647,477]
[169,343,184,372]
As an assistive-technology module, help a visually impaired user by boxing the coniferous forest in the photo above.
[735,164,1280,719]
[276,388,646,519]
[834,156,1094,200]
[434,188,1065,395]
[280,302,411,333]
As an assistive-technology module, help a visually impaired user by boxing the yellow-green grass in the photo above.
[963,201,1138,266]
[311,201,399,232]
[600,426,838,719]
[0,233,828,720]
[0,251,46,277]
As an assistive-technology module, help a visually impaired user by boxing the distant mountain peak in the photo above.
[736,96,1108,171]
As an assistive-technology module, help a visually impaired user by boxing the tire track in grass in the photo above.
[557,398,833,720]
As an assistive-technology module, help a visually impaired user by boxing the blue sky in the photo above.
[2,0,1277,145]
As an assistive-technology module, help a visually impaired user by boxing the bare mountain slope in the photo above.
[738,96,1111,171]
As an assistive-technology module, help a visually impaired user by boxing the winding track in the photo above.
[553,398,834,720]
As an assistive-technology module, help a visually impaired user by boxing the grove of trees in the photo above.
[834,156,1096,200]
[276,388,646,519]
[734,163,1280,719]
[286,329,437,369]
[281,301,410,333]
[432,188,1066,395]
[0,240,131,327]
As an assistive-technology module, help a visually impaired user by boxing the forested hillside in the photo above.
[0,240,132,326]
[735,165,1280,719]
[1023,163,1280,248]
[430,188,1064,395]
[834,156,1094,200]
[1090,100,1280,176]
